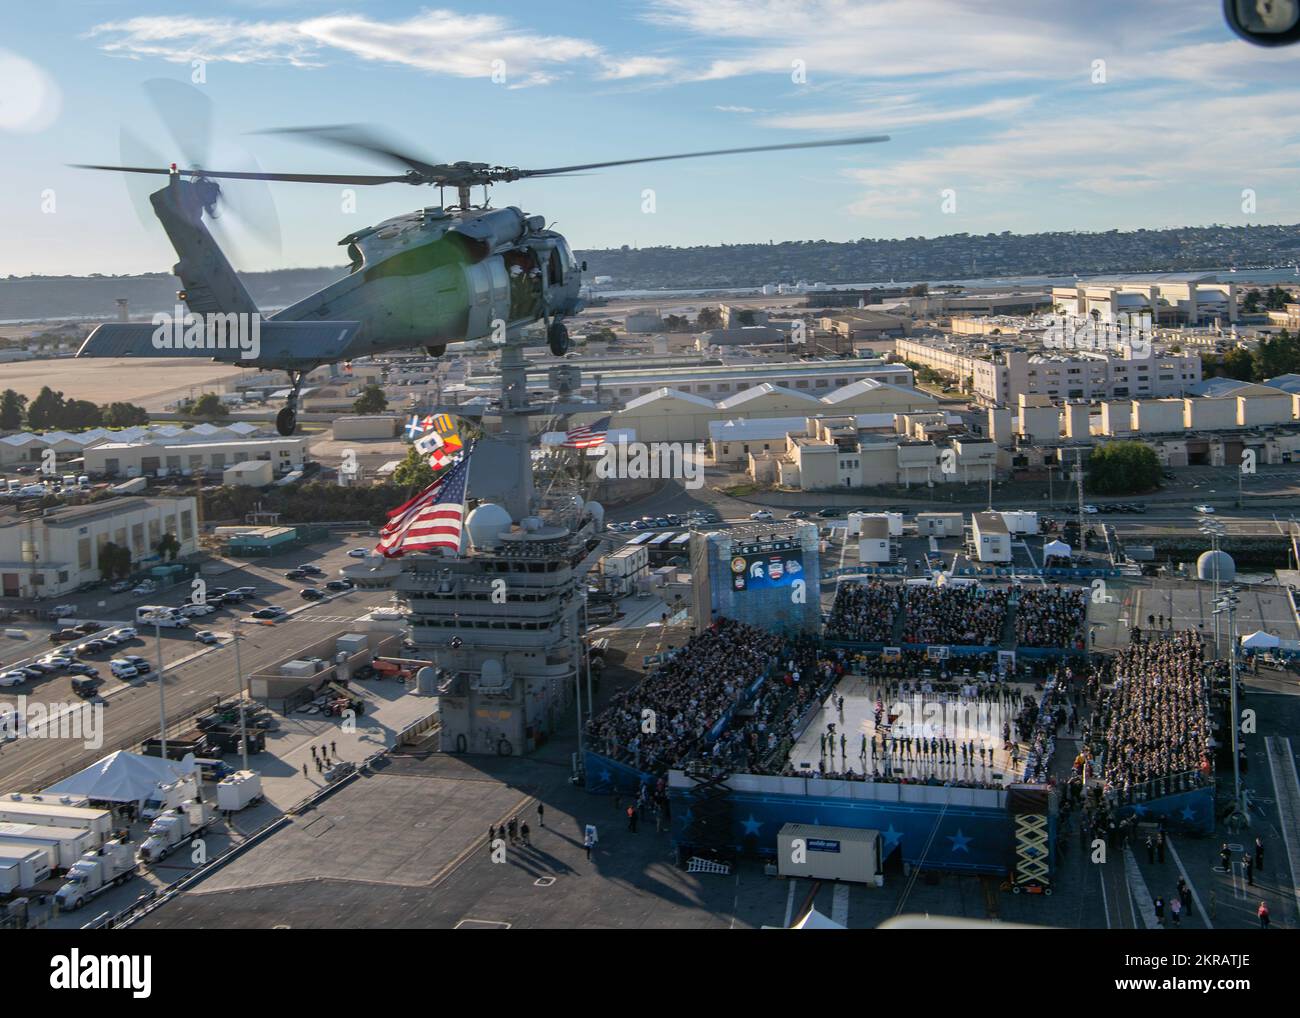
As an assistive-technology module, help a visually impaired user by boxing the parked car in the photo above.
[786,510,809,519]
[251,607,286,620]
[17,666,44,680]
[79,640,108,654]
[1194,504,1215,515]
[73,622,102,635]
[816,507,843,518]
[207,587,230,599]
[233,586,258,598]
[49,629,80,644]
[0,671,26,688]
[180,603,216,618]
[66,662,98,676]
[300,587,325,601]
[325,580,353,591]
[749,510,774,521]
[195,631,220,645]
[109,660,138,680]
[40,655,74,670]
[347,548,369,558]
[298,564,324,576]
[284,569,308,580]
[123,655,152,673]
[111,626,137,640]
[109,581,131,594]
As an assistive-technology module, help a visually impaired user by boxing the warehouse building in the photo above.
[84,437,305,480]
[0,497,197,598]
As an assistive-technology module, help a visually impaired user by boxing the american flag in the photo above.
[374,446,473,558]
[562,416,610,449]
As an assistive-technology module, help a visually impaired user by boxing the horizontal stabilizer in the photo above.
[78,320,367,370]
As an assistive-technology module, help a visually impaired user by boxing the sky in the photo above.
[2,0,1299,277]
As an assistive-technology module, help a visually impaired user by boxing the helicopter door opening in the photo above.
[547,247,564,287]
[505,249,542,320]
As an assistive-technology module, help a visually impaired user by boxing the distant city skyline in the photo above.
[2,1,1299,277]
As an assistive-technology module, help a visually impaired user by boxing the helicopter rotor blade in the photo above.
[70,163,414,185]
[510,134,890,178]
[254,124,444,177]
[117,127,167,235]
[142,78,214,171]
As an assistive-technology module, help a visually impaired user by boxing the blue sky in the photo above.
[3,0,1300,276]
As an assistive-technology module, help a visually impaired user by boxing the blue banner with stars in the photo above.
[1112,786,1214,835]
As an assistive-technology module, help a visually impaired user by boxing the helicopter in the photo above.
[74,125,889,436]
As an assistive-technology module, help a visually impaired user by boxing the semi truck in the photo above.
[53,841,137,911]
[138,800,219,864]
[0,822,98,871]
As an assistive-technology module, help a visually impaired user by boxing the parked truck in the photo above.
[138,800,219,864]
[53,841,137,911]
[215,771,264,813]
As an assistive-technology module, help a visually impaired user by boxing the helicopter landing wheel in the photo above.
[547,319,569,357]
[426,344,447,357]
[276,407,297,436]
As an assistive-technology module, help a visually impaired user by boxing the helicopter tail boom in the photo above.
[78,319,366,371]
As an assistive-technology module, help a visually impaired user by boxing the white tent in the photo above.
[791,908,846,930]
[1043,540,1071,559]
[42,750,196,806]
[1240,631,1281,650]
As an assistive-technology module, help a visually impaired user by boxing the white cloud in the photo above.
[763,95,1036,132]
[88,10,667,87]
[842,89,1300,221]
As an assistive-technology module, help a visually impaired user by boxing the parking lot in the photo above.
[0,537,379,712]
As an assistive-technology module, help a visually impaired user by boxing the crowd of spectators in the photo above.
[1015,585,1089,649]
[902,585,1009,646]
[585,617,782,773]
[705,636,848,774]
[1086,632,1212,802]
[824,581,903,643]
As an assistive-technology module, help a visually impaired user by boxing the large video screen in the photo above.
[730,547,805,592]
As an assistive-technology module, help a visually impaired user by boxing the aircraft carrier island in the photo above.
[399,501,604,756]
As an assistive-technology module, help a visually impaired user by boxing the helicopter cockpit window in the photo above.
[548,247,564,287]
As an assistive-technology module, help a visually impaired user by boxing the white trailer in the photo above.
[1000,510,1040,535]
[0,843,51,893]
[776,823,883,887]
[0,800,113,841]
[0,822,98,871]
[138,800,219,864]
[216,771,264,812]
[849,512,903,537]
[54,841,137,911]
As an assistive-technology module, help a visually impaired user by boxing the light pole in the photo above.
[232,631,249,771]
[143,610,168,760]
[1213,587,1249,829]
